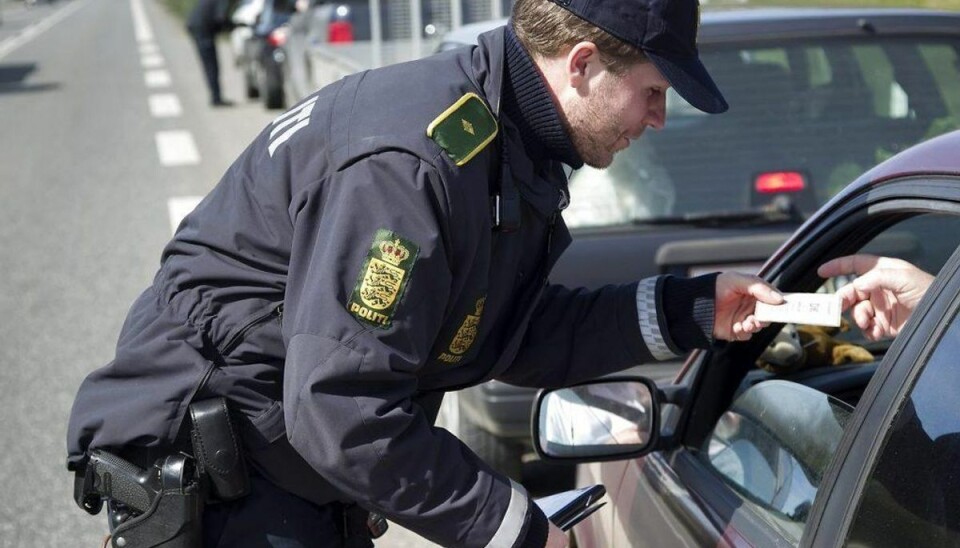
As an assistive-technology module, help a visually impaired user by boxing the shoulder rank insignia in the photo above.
[348,229,420,329]
[427,92,498,167]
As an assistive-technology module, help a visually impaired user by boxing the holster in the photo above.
[73,398,252,547]
[189,398,250,501]
[110,454,203,548]
[111,489,202,548]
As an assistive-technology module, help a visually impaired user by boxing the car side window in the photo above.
[703,380,853,541]
[845,311,960,547]
[703,381,853,543]
[700,212,960,544]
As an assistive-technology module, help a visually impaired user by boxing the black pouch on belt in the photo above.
[189,398,250,501]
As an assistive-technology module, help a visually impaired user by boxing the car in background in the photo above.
[283,1,511,104]
[229,0,264,73]
[238,0,297,109]
[445,8,960,484]
[535,128,960,547]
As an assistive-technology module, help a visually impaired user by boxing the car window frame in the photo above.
[663,175,960,546]
[802,204,960,546]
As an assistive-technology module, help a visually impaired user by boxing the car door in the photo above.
[803,240,960,547]
[599,174,960,547]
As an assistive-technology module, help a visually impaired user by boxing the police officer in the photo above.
[67,0,782,546]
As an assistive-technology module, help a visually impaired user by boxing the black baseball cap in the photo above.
[548,0,728,114]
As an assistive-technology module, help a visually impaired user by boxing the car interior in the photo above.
[693,210,960,541]
[563,38,960,229]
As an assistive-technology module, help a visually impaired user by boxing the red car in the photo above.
[534,129,960,547]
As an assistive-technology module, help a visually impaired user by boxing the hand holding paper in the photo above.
[754,293,842,327]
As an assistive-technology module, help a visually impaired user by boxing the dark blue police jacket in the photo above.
[67,27,659,547]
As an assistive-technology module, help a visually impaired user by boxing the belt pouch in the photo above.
[189,398,250,501]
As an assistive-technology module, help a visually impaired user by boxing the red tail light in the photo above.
[328,21,354,43]
[267,28,288,47]
[755,171,806,194]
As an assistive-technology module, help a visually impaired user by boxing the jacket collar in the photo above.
[476,26,573,221]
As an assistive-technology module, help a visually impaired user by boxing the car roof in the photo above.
[440,8,960,47]
[855,130,960,186]
[786,130,960,248]
[698,7,960,42]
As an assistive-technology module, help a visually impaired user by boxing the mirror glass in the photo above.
[538,381,654,459]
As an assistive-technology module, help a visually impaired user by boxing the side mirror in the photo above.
[532,377,661,462]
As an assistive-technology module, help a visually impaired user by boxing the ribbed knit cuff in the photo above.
[515,503,549,548]
[662,273,718,352]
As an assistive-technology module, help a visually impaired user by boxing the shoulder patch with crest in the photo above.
[347,229,420,329]
[427,92,498,167]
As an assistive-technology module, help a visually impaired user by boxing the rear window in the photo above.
[563,36,960,229]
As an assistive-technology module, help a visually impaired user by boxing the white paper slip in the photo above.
[754,293,842,327]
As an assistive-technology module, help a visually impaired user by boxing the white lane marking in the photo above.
[0,0,88,61]
[148,94,182,118]
[139,42,159,55]
[167,196,204,235]
[141,53,164,68]
[130,0,154,44]
[155,131,200,166]
[144,69,172,88]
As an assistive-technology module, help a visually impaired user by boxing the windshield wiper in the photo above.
[632,196,805,228]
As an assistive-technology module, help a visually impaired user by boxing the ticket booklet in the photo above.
[754,292,842,327]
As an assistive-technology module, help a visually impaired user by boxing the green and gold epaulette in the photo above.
[427,92,498,167]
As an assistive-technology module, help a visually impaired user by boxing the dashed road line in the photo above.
[130,0,203,172]
[144,69,172,88]
[167,196,204,235]
[130,0,154,44]
[140,53,165,68]
[148,94,182,118]
[155,131,200,166]
[0,0,87,61]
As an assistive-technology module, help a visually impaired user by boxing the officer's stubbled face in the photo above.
[562,55,669,169]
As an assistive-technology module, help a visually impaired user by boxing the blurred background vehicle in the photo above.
[237,0,296,109]
[229,0,264,73]
[282,0,512,99]
[545,129,960,548]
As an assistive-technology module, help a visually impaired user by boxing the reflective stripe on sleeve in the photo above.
[485,479,528,548]
[637,276,678,361]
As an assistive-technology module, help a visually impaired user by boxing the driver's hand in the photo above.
[818,254,933,340]
[545,520,568,547]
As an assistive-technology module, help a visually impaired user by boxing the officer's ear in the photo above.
[565,41,604,94]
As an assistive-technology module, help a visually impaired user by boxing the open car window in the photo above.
[698,211,960,542]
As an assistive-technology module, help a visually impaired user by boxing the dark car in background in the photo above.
[536,129,960,547]
[239,0,296,109]
[448,8,960,483]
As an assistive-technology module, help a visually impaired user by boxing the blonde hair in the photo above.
[511,0,648,74]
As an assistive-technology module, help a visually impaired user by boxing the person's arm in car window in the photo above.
[818,254,934,340]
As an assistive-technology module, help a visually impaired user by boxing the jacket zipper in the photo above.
[217,303,284,356]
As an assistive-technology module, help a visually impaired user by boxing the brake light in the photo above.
[755,171,806,194]
[328,21,354,43]
[267,27,288,47]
